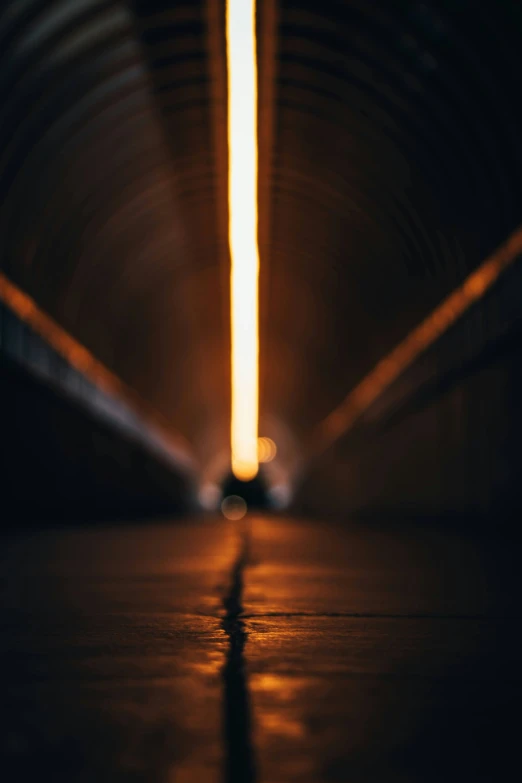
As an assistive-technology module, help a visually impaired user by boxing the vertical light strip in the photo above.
[226,0,260,480]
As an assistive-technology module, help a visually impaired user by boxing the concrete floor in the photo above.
[1,515,520,782]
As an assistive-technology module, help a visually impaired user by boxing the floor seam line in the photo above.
[221,525,256,783]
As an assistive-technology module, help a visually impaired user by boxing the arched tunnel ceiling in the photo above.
[1,0,522,484]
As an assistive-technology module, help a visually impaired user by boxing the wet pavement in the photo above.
[1,516,520,782]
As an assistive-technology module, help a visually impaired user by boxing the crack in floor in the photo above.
[221,524,256,783]
[241,611,505,620]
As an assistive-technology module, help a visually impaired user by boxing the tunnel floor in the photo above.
[1,516,520,782]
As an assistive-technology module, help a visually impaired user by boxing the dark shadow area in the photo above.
[221,473,270,511]
[318,646,522,783]
[0,355,192,527]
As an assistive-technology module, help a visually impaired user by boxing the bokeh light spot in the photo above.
[258,436,277,463]
[221,494,248,520]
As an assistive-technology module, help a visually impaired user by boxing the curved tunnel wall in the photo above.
[262,0,522,518]
[0,0,231,477]
[261,0,522,436]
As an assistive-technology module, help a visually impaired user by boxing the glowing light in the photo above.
[221,494,248,521]
[258,436,277,463]
[226,0,260,481]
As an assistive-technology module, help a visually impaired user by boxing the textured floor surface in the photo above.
[1,515,520,782]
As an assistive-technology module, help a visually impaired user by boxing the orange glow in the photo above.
[226,0,260,481]
[312,225,522,455]
[221,494,248,521]
[0,271,193,465]
[258,436,277,463]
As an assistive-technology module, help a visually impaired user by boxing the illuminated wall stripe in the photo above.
[311,225,522,457]
[0,271,194,464]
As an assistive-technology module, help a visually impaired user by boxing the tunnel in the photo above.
[1,0,522,522]
[1,1,522,781]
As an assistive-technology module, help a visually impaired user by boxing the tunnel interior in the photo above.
[3,4,522,783]
[1,0,522,522]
